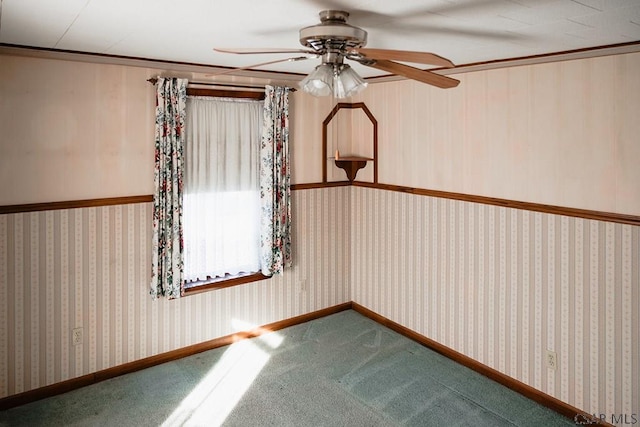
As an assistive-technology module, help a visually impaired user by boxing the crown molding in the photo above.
[0,43,304,86]
[2,41,640,85]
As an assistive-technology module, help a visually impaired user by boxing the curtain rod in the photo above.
[146,78,296,92]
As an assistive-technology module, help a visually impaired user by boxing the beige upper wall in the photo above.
[0,55,156,205]
[1,51,639,215]
[351,52,640,215]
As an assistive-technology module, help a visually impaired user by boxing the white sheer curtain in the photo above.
[183,96,264,282]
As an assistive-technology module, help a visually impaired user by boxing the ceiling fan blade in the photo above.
[354,48,454,68]
[364,59,459,89]
[214,47,316,55]
[206,56,312,76]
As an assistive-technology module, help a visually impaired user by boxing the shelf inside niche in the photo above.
[321,103,378,184]
[331,156,373,181]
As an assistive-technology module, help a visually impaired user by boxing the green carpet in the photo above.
[0,310,574,426]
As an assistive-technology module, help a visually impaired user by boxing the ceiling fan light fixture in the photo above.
[299,63,334,97]
[300,63,367,99]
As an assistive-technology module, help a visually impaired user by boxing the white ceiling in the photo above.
[1,0,639,78]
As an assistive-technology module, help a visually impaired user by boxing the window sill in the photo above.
[183,272,271,296]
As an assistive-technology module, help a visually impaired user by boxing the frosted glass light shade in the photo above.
[334,64,368,98]
[300,63,368,98]
[299,64,334,97]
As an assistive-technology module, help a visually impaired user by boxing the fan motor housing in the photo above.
[300,10,367,53]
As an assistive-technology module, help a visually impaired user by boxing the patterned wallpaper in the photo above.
[350,186,639,418]
[0,187,351,398]
[2,184,639,420]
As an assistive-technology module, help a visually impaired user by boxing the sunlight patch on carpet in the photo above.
[161,322,283,426]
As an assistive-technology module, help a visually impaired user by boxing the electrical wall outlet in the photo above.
[546,350,557,370]
[72,327,83,346]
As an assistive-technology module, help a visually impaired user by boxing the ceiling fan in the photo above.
[214,10,459,98]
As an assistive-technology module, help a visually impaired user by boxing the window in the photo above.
[151,80,289,300]
[182,91,266,291]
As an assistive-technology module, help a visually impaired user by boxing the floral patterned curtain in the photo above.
[150,77,188,299]
[260,85,292,275]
